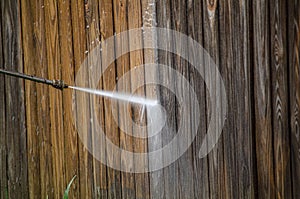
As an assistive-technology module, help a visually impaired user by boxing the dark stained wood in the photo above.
[218,0,238,198]
[171,0,195,198]
[288,0,300,198]
[156,0,177,198]
[253,0,275,197]
[270,0,292,198]
[1,0,28,198]
[219,0,255,198]
[187,0,211,198]
[0,6,7,199]
[202,0,226,198]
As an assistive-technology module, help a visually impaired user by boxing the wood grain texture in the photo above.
[127,0,150,198]
[58,0,79,198]
[113,1,136,198]
[20,0,42,198]
[1,0,300,198]
[44,0,66,197]
[203,0,226,198]
[99,0,121,198]
[156,0,177,198]
[288,0,300,198]
[253,0,275,197]
[0,6,7,199]
[1,0,28,198]
[33,0,54,197]
[270,0,292,198]
[187,0,210,198]
[171,0,195,198]
[70,1,92,198]
[85,1,102,198]
[219,0,255,198]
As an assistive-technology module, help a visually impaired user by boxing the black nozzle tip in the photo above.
[52,80,68,90]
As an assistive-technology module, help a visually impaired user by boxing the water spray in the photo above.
[0,68,158,106]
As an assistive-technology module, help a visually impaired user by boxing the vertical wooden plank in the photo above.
[34,0,54,197]
[202,0,226,198]
[25,0,55,198]
[44,0,65,197]
[170,0,195,198]
[98,1,118,198]
[270,0,292,198]
[0,7,8,199]
[75,1,94,198]
[58,0,79,198]
[127,0,150,198]
[187,0,210,198]
[20,0,42,198]
[218,1,237,198]
[112,0,132,198]
[70,1,92,198]
[85,1,109,198]
[140,1,164,199]
[253,0,275,197]
[156,0,179,198]
[99,0,118,198]
[86,0,105,198]
[232,0,255,198]
[288,0,300,198]
[219,0,255,198]
[1,0,28,198]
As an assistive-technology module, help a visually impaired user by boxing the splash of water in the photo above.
[69,86,158,106]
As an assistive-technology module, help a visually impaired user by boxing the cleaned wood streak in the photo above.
[0,0,300,198]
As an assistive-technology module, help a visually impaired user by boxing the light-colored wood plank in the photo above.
[44,0,65,197]
[98,1,119,198]
[20,0,41,198]
[58,0,79,198]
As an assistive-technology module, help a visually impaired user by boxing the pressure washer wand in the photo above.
[0,68,68,90]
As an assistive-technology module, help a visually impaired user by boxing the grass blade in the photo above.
[63,175,77,199]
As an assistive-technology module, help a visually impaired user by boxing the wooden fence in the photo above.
[0,0,300,198]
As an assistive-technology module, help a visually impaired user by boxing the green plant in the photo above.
[63,175,77,199]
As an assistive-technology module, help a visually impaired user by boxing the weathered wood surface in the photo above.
[1,0,28,198]
[0,0,300,198]
[289,0,300,198]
